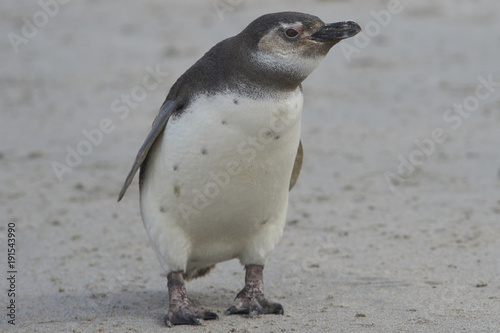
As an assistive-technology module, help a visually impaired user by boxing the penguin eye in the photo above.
[284,28,299,38]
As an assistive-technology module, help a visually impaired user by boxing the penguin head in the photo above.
[239,12,361,85]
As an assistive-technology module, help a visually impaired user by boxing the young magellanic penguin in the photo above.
[118,11,361,327]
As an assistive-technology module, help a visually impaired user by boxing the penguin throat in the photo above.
[249,50,322,89]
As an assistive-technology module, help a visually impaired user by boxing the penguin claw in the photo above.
[225,305,249,315]
[164,308,218,327]
[203,311,220,320]
[165,271,219,327]
[164,316,173,328]
[249,309,259,318]
[225,306,238,315]
[226,296,284,317]
[227,265,284,317]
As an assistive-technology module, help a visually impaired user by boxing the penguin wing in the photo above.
[117,100,176,201]
[289,140,303,191]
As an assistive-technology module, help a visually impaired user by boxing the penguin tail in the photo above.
[183,265,216,281]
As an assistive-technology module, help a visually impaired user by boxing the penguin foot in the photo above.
[226,264,284,317]
[165,271,218,327]
[226,293,284,317]
[164,304,218,327]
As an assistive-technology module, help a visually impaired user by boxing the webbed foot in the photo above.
[226,265,284,317]
[165,271,219,327]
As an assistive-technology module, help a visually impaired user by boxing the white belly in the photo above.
[140,88,303,274]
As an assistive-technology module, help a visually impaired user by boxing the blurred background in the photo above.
[1,1,499,332]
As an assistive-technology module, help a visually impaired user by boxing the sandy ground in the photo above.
[1,0,500,332]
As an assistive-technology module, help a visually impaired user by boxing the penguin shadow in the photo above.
[23,289,166,325]
[24,287,234,326]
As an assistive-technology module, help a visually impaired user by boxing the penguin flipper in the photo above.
[289,140,303,191]
[118,100,176,201]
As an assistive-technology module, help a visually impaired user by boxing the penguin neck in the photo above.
[237,54,304,94]
[222,41,305,98]
[241,67,303,94]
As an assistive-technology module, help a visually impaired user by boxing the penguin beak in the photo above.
[311,21,361,42]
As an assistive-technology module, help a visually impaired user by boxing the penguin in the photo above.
[118,11,360,327]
